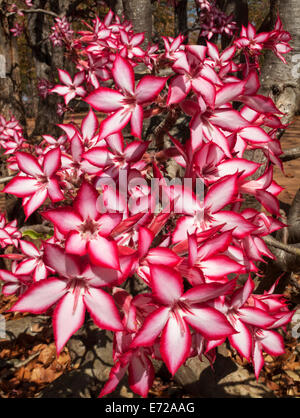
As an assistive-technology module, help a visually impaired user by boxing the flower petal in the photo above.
[112,55,135,95]
[128,354,155,397]
[238,307,275,328]
[23,188,48,219]
[150,265,183,305]
[43,243,81,278]
[229,318,252,361]
[85,87,124,112]
[160,316,191,376]
[83,287,124,331]
[74,181,99,220]
[88,236,120,270]
[131,306,170,347]
[10,277,66,313]
[53,292,86,355]
[65,231,87,256]
[16,152,43,177]
[42,207,82,235]
[99,108,132,139]
[185,306,236,339]
[136,75,168,104]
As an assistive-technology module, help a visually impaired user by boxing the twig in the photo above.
[148,107,181,151]
[0,351,41,379]
[20,224,53,235]
[0,175,13,184]
[7,8,59,18]
[263,235,300,257]
[280,147,300,162]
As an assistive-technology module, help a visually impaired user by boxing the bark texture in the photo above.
[260,0,300,124]
[122,0,152,46]
[217,0,249,48]
[0,7,26,126]
[26,0,69,139]
[108,0,124,16]
[174,0,187,39]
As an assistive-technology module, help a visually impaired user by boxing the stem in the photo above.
[149,107,181,151]
[0,175,14,184]
[280,147,300,162]
[7,9,59,18]
[263,235,300,257]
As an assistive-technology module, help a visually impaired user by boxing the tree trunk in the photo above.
[26,0,70,139]
[0,11,26,128]
[108,0,124,16]
[122,0,152,46]
[219,0,249,48]
[260,0,300,125]
[174,0,187,39]
[255,0,300,292]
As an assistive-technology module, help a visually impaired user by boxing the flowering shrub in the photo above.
[196,0,237,40]
[0,8,296,398]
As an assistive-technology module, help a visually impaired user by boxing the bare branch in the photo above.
[20,224,53,235]
[263,235,300,257]
[0,175,14,184]
[280,147,300,162]
[7,8,59,19]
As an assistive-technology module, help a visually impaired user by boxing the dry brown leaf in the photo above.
[37,344,56,367]
[30,366,49,384]
[267,381,280,391]
[285,370,300,382]
[31,323,45,333]
[31,343,47,353]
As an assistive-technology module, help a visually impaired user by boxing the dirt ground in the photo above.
[274,116,300,205]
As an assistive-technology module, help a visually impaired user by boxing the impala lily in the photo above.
[99,288,158,398]
[213,276,276,361]
[83,132,149,180]
[251,327,285,379]
[14,240,48,282]
[119,29,145,59]
[162,34,185,61]
[57,108,101,148]
[0,9,295,399]
[206,42,236,72]
[10,243,124,354]
[0,262,32,297]
[100,332,156,398]
[167,45,218,111]
[85,55,168,139]
[2,148,64,219]
[235,24,270,53]
[50,69,86,104]
[169,174,255,243]
[0,214,21,248]
[264,16,292,64]
[42,181,122,270]
[134,226,182,284]
[178,232,244,284]
[131,265,236,375]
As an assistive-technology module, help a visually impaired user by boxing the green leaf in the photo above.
[22,229,53,240]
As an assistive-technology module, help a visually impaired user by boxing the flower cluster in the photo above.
[37,78,54,99]
[0,10,295,398]
[49,17,74,47]
[196,0,237,40]
[0,115,25,155]
[235,16,292,75]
